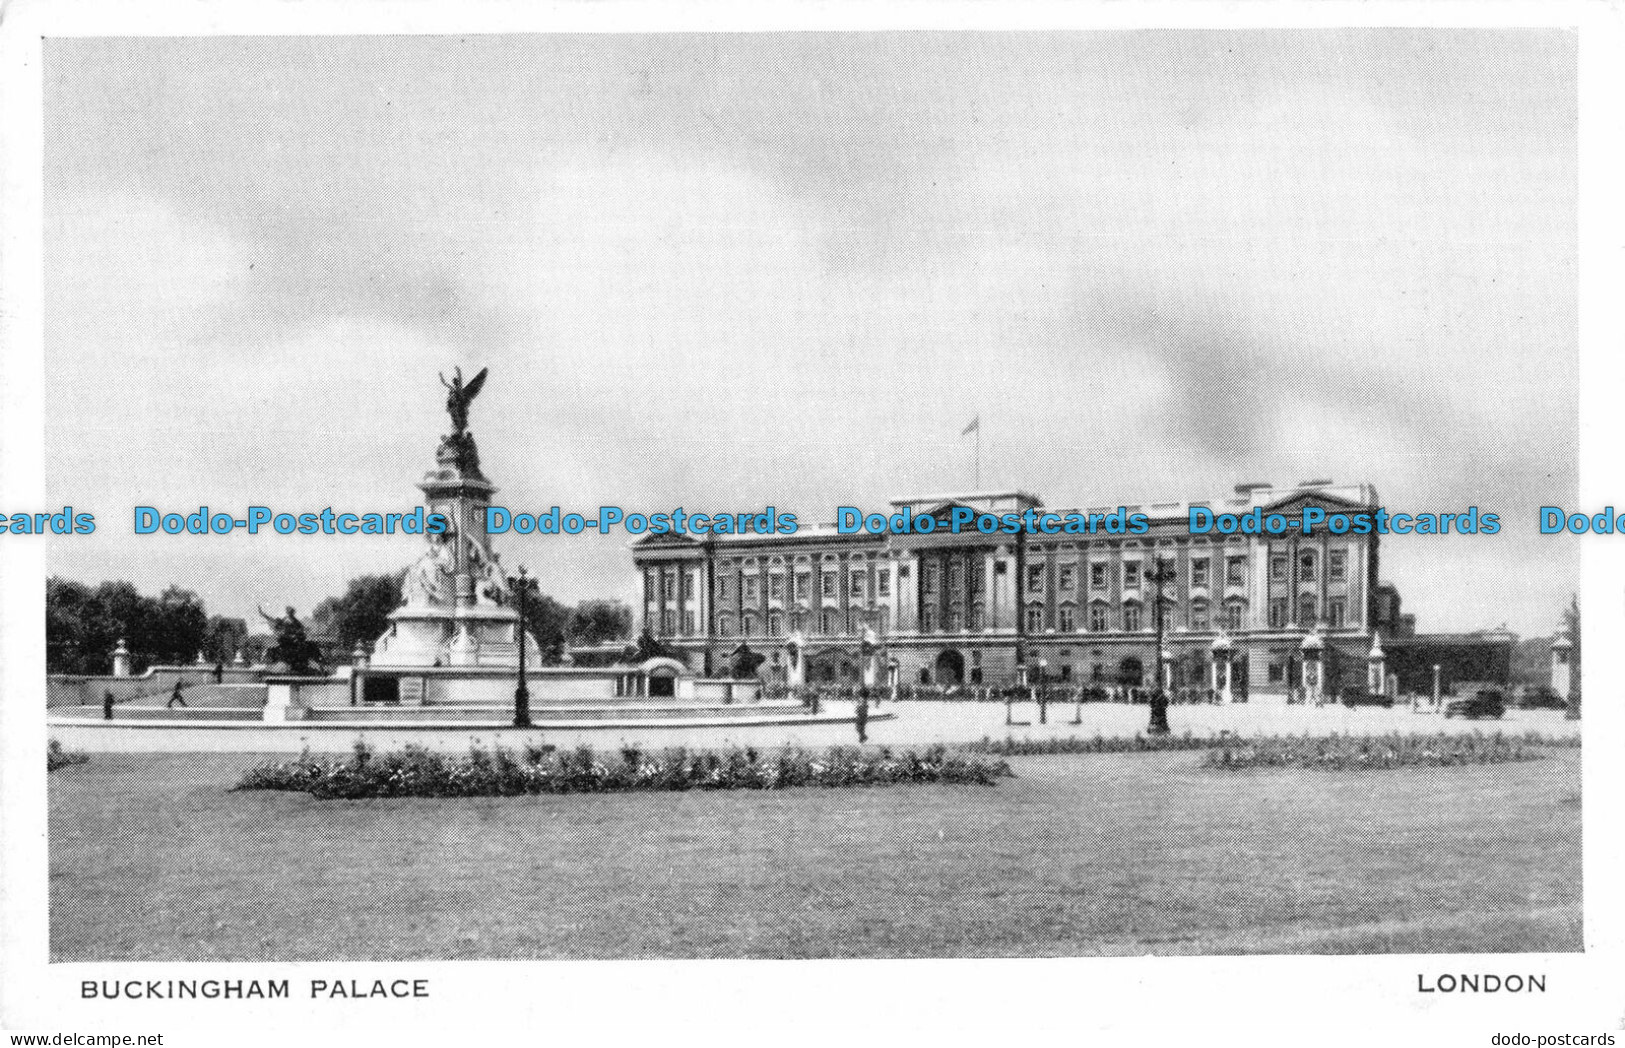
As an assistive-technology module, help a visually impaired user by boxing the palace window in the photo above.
[1299,552,1317,583]
[1059,605,1076,633]
[794,572,810,601]
[1328,597,1346,627]
[644,572,654,602]
[971,563,985,595]
[1025,605,1045,632]
[850,570,865,600]
[971,603,985,631]
[848,610,862,634]
[1123,561,1141,588]
[769,573,784,600]
[767,612,783,637]
[1089,603,1109,632]
[948,606,964,632]
[661,571,675,601]
[1090,562,1108,589]
[1227,557,1246,587]
[741,614,756,637]
[744,575,759,601]
[717,613,733,637]
[1190,601,1210,631]
[1225,602,1244,631]
[682,610,695,635]
[1299,594,1317,625]
[1191,558,1209,587]
[1329,549,1347,582]
[949,561,963,593]
[1059,564,1076,592]
[1123,602,1141,632]
[921,605,936,632]
[661,610,676,635]
[1027,564,1045,592]
[1269,599,1288,629]
[821,572,835,599]
[924,563,939,596]
[820,609,836,634]
[878,569,891,598]
[680,572,693,601]
[717,576,731,601]
[1271,554,1287,584]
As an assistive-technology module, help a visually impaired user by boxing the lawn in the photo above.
[49,748,1580,960]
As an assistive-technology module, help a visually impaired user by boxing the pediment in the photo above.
[1259,490,1368,515]
[630,530,702,549]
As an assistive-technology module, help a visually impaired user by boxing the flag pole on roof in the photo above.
[961,415,980,489]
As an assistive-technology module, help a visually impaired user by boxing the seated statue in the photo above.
[403,533,454,607]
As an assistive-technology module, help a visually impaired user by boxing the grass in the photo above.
[49,748,1581,960]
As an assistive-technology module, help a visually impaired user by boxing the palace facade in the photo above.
[630,480,1448,699]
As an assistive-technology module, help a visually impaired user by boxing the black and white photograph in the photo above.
[3,2,1621,1040]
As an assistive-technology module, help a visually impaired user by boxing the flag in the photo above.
[961,415,980,436]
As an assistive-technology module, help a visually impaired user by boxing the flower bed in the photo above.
[967,732,1224,756]
[1204,731,1546,771]
[967,729,1576,760]
[47,739,89,773]
[234,741,1014,799]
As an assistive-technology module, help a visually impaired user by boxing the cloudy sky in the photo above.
[42,30,1576,636]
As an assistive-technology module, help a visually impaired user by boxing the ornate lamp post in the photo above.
[1146,556,1176,735]
[513,564,532,728]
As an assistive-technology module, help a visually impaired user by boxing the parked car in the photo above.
[1340,687,1394,708]
[1445,689,1506,719]
[1519,685,1567,710]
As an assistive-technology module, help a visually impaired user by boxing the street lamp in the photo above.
[513,564,532,728]
[1146,556,1176,735]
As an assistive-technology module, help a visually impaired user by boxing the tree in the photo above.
[151,586,209,666]
[46,578,164,674]
[511,582,570,664]
[312,572,406,652]
[204,616,248,664]
[568,600,633,647]
[1564,594,1581,720]
[46,578,99,674]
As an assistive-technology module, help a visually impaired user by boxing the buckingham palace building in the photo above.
[629,479,1503,701]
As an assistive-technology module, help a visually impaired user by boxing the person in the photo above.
[213,660,224,684]
[854,688,870,744]
[167,681,187,709]
[102,690,115,720]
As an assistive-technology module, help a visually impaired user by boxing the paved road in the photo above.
[48,698,1578,754]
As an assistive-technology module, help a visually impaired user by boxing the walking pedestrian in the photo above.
[167,680,188,709]
[102,690,115,720]
[854,688,869,744]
